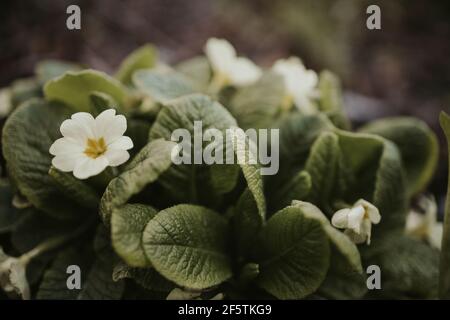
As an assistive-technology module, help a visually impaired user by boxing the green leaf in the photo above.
[229,72,285,130]
[133,69,194,104]
[49,167,100,209]
[360,117,438,197]
[35,60,81,84]
[439,111,450,299]
[253,205,330,299]
[291,201,362,274]
[89,91,118,116]
[116,44,157,85]
[142,204,232,290]
[112,262,174,293]
[0,180,22,233]
[304,132,340,210]
[37,243,125,300]
[270,170,311,211]
[2,99,86,219]
[149,94,239,205]
[270,113,333,189]
[44,70,127,112]
[366,235,439,299]
[100,139,175,223]
[336,131,407,236]
[317,70,350,129]
[175,56,211,90]
[234,189,263,258]
[111,204,157,267]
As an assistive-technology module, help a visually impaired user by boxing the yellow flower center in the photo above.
[84,137,107,159]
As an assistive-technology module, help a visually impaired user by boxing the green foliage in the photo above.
[0,43,443,300]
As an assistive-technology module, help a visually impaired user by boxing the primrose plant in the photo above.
[0,38,448,300]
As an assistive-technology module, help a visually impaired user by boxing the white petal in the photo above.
[331,208,351,228]
[205,38,236,74]
[60,112,96,144]
[356,199,381,224]
[229,57,262,86]
[361,218,373,245]
[94,109,127,144]
[51,153,85,172]
[73,156,108,179]
[347,205,365,233]
[405,211,425,234]
[108,136,133,151]
[428,223,443,250]
[104,149,130,167]
[49,137,84,156]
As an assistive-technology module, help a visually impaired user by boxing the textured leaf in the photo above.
[291,201,362,274]
[234,189,262,257]
[270,170,311,211]
[336,131,407,237]
[49,167,100,210]
[366,235,439,299]
[44,70,126,111]
[37,242,125,300]
[253,205,330,299]
[0,180,22,233]
[116,44,157,85]
[360,117,438,197]
[304,132,340,210]
[112,262,174,293]
[100,139,175,223]
[142,204,232,289]
[89,91,118,116]
[229,72,285,130]
[133,69,194,104]
[2,99,86,219]
[439,111,450,299]
[149,94,240,205]
[111,204,157,267]
[35,60,81,84]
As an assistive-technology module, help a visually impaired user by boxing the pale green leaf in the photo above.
[100,139,175,223]
[116,44,157,85]
[229,72,285,130]
[44,70,126,111]
[111,204,157,267]
[175,56,211,90]
[133,69,194,104]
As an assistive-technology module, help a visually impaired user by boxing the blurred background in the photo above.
[1,0,450,200]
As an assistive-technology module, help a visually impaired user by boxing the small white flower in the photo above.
[205,38,262,89]
[272,57,318,113]
[331,199,381,245]
[49,109,133,180]
[406,195,443,250]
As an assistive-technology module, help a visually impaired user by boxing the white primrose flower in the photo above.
[49,109,133,180]
[272,57,318,114]
[331,199,381,245]
[406,195,443,250]
[205,38,262,89]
